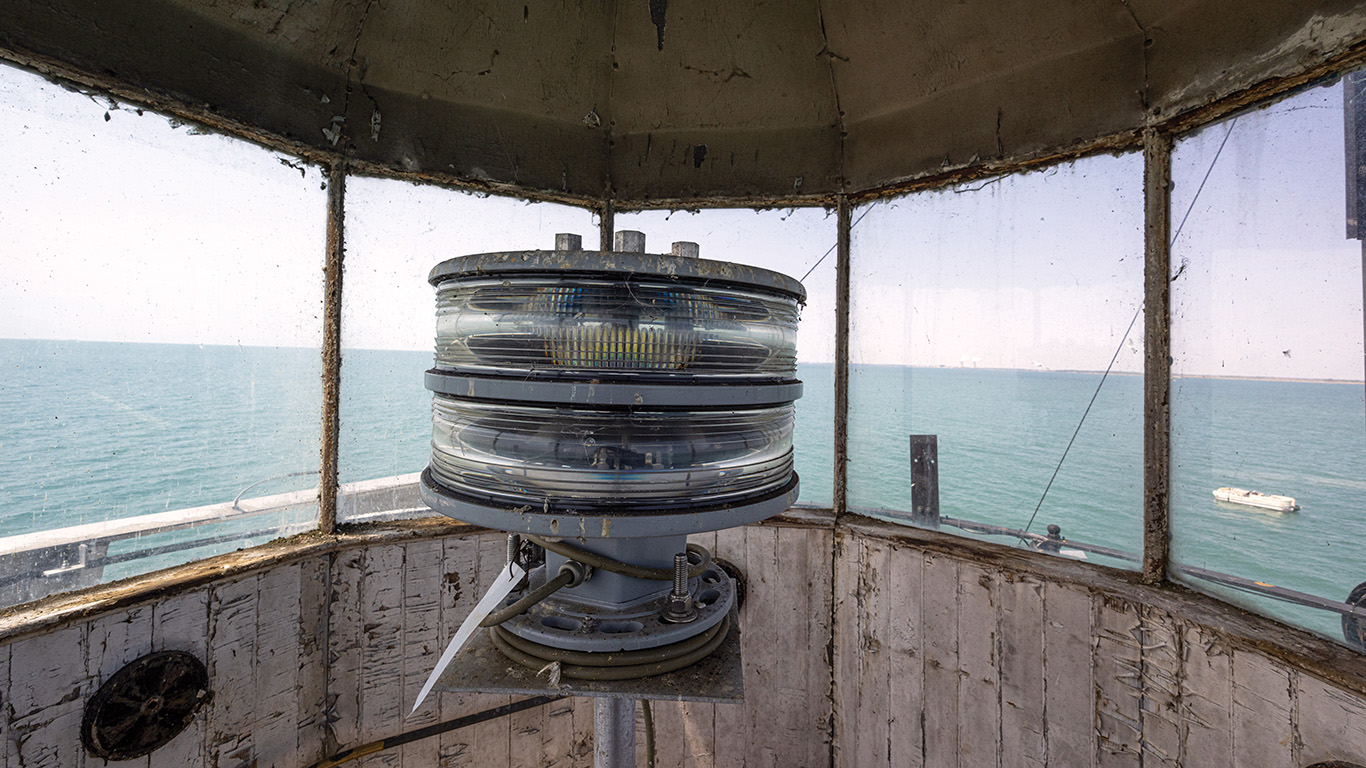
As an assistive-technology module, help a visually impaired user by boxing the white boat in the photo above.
[1213,486,1300,512]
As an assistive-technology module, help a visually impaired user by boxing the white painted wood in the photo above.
[436,533,485,767]
[710,525,749,768]
[84,605,155,768]
[831,532,862,768]
[852,536,891,768]
[1042,582,1094,768]
[466,534,512,768]
[998,574,1045,768]
[1177,626,1232,768]
[254,562,303,768]
[1294,671,1366,765]
[921,554,959,768]
[956,562,998,768]
[750,524,832,768]
[295,555,332,767]
[0,642,10,768]
[886,544,924,768]
[399,539,442,768]
[1094,599,1142,767]
[206,575,259,768]
[359,544,404,768]
[541,695,578,768]
[1136,607,1181,767]
[1230,651,1293,768]
[149,589,211,768]
[328,550,366,756]
[7,624,85,768]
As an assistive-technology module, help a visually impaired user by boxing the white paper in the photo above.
[411,561,526,713]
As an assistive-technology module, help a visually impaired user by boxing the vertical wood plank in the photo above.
[1231,652,1293,768]
[853,537,891,768]
[956,563,998,768]
[651,699,716,768]
[804,526,835,768]
[436,533,484,767]
[1294,672,1366,766]
[921,554,959,768]
[206,575,259,768]
[465,533,512,768]
[328,550,366,756]
[831,531,861,768]
[8,625,85,768]
[711,525,749,768]
[1094,599,1142,768]
[149,589,211,768]
[86,605,155,768]
[886,544,924,768]
[0,642,9,768]
[296,555,333,766]
[399,539,443,768]
[1177,626,1231,768]
[1043,582,1094,768]
[0,642,11,768]
[254,563,303,768]
[542,696,578,767]
[359,544,404,768]
[1136,608,1182,768]
[998,574,1044,768]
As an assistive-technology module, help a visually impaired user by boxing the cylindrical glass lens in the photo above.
[429,395,795,508]
[434,277,799,378]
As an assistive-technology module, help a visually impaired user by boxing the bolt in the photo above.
[506,533,520,566]
[661,552,697,624]
[672,552,689,596]
[614,230,646,253]
[671,241,699,259]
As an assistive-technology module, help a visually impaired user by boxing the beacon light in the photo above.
[419,230,803,686]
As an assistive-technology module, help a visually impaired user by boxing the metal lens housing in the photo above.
[421,232,804,657]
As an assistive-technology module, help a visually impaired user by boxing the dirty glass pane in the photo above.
[614,208,837,508]
[847,154,1144,568]
[0,63,325,609]
[339,179,594,521]
[1170,76,1366,648]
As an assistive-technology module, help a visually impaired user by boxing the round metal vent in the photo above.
[81,650,211,760]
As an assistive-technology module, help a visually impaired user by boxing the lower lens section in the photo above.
[429,395,794,509]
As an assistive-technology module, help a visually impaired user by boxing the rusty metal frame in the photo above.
[833,197,851,518]
[1142,129,1173,584]
[319,162,346,536]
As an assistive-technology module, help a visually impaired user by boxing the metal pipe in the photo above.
[593,697,636,768]
[1142,128,1172,584]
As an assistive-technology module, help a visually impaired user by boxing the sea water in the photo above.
[3,339,1363,641]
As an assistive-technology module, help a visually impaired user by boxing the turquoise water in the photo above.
[3,339,1363,642]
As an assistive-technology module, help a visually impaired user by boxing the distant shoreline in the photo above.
[847,361,1364,384]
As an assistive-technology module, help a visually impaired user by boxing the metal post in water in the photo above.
[594,697,636,768]
[909,434,940,528]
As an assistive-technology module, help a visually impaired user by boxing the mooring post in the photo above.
[909,435,940,528]
[594,697,636,768]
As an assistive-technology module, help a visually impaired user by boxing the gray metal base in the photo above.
[502,565,736,651]
[433,614,743,703]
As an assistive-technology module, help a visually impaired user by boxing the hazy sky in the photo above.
[1,60,1362,379]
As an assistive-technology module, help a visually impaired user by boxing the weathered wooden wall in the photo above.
[3,515,1366,768]
[0,530,596,768]
[832,518,1366,768]
[0,522,835,768]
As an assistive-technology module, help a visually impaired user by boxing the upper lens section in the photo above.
[434,276,800,378]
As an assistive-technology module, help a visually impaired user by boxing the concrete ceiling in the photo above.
[1,0,1364,205]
